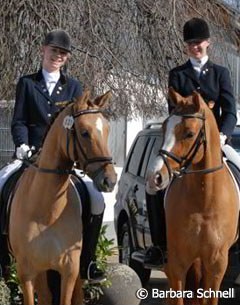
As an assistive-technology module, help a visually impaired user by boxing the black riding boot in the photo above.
[80,212,106,283]
[144,190,167,267]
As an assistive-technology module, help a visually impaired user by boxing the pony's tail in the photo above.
[184,259,202,305]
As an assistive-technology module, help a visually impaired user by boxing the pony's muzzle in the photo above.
[93,167,117,192]
[102,176,117,192]
[146,170,169,194]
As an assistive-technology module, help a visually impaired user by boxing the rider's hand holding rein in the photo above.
[16,144,32,160]
[220,133,227,147]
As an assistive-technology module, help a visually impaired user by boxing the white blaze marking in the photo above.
[162,115,182,150]
[152,115,182,173]
[96,117,103,136]
[146,115,182,193]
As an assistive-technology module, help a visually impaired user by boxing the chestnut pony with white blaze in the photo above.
[9,91,117,305]
[146,88,239,305]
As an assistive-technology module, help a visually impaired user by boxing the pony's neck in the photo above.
[195,113,222,171]
[38,111,74,172]
[31,113,73,224]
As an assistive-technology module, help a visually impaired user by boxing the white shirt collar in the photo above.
[190,56,208,68]
[42,69,60,84]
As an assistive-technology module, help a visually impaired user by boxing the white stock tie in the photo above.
[47,81,56,95]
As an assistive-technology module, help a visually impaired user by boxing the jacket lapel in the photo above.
[33,69,68,103]
[200,60,214,80]
[50,76,67,100]
[33,70,54,102]
[183,60,200,84]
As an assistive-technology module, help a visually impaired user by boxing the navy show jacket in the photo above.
[11,69,82,150]
[168,60,237,137]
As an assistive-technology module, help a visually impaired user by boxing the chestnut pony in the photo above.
[146,88,239,305]
[9,91,117,305]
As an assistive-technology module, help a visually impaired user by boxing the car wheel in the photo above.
[119,221,151,286]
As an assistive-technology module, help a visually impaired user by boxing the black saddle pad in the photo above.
[70,173,91,229]
[0,168,23,234]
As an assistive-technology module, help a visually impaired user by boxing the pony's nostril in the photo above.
[102,177,113,190]
[103,177,109,186]
[155,173,162,186]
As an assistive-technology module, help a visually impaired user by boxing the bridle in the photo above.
[24,106,113,177]
[158,112,223,179]
[67,107,113,178]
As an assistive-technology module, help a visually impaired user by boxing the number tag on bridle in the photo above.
[63,115,74,129]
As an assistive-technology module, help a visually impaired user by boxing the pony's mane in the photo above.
[40,101,75,152]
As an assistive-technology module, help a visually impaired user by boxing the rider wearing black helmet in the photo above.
[144,17,237,268]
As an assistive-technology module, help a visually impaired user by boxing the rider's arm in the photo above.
[11,77,29,147]
[218,67,237,137]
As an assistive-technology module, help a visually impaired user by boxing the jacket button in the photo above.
[47,113,52,117]
[48,101,51,105]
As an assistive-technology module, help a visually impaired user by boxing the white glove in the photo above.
[220,133,227,147]
[16,144,32,160]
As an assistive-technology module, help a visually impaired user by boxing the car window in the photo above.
[140,137,155,178]
[145,136,163,173]
[126,135,150,176]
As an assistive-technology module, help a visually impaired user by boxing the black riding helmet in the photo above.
[183,18,210,42]
[43,29,72,53]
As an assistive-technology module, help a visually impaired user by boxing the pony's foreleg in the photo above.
[16,263,35,305]
[20,279,35,305]
[72,277,84,305]
[60,260,80,305]
[165,262,187,305]
[201,250,229,305]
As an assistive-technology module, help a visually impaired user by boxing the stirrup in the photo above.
[144,246,167,268]
[86,261,107,284]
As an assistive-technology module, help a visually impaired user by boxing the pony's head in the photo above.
[146,88,220,194]
[60,90,117,192]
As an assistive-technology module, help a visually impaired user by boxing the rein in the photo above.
[25,107,113,176]
[23,159,77,175]
[159,112,223,178]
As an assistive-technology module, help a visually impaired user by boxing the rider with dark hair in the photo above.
[144,17,237,267]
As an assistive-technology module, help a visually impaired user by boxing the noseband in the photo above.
[158,112,223,178]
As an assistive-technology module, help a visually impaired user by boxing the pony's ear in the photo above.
[94,91,112,108]
[75,90,91,105]
[191,91,201,112]
[74,90,92,110]
[168,87,185,107]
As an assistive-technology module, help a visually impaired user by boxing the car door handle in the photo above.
[133,184,139,193]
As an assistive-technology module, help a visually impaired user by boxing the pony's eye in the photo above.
[185,131,195,139]
[81,130,90,138]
